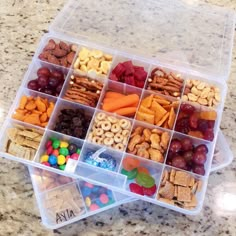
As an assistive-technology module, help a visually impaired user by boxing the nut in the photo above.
[187,93,198,102]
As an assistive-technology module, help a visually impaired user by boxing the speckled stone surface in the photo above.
[0,0,236,235]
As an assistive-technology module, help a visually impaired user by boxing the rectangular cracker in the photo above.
[174,171,191,187]
[177,186,191,202]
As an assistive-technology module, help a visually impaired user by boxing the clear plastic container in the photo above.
[28,131,233,229]
[0,0,235,217]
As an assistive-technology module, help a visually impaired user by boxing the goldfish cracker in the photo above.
[35,97,46,112]
[25,100,37,110]
[15,109,27,115]
[23,114,41,126]
[19,95,28,109]
[40,112,48,123]
[12,112,24,121]
[46,102,54,118]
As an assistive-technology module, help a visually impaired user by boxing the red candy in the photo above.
[85,182,94,188]
[71,153,79,160]
[46,146,53,155]
[46,140,52,148]
[90,204,99,211]
[110,61,147,88]
[99,193,109,204]
[42,162,50,166]
[143,184,157,196]
[129,183,144,195]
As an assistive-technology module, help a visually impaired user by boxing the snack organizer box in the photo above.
[28,130,233,229]
[0,0,235,224]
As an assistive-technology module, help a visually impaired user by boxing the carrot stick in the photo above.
[102,94,139,112]
[113,107,137,116]
[103,98,139,107]
[104,91,126,99]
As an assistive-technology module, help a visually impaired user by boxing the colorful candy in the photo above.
[80,181,115,211]
[121,156,158,197]
[40,137,81,170]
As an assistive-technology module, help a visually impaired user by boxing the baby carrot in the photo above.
[102,94,139,112]
[103,98,139,107]
[104,91,126,99]
[113,107,137,116]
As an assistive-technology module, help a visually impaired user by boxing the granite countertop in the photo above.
[0,0,236,235]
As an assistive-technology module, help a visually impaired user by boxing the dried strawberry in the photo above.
[142,184,157,196]
[129,183,144,195]
[175,117,190,134]
[124,75,135,86]
[135,80,145,88]
[110,73,118,81]
[122,61,134,75]
[134,67,147,81]
[112,63,125,78]
[44,39,56,51]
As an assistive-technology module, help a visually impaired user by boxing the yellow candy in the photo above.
[40,154,49,163]
[60,141,69,148]
[85,197,91,207]
[57,155,66,165]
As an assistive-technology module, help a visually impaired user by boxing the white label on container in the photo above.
[65,159,78,172]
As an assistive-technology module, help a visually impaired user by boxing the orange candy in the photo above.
[123,156,140,171]
[137,166,150,175]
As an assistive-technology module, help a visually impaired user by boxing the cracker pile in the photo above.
[43,184,85,224]
[158,169,202,209]
[4,125,43,160]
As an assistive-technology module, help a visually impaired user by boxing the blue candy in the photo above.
[81,186,92,197]
[48,155,57,165]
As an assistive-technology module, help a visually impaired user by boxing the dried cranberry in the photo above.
[203,129,214,141]
[189,113,198,129]
[175,117,190,134]
[180,103,195,114]
[198,119,208,132]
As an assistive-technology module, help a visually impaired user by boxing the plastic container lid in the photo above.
[50,0,235,80]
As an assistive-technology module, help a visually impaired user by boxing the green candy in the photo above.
[136,172,155,188]
[59,164,66,170]
[59,147,69,156]
[52,139,60,149]
[121,168,138,180]
[76,149,81,154]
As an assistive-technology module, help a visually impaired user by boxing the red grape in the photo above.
[169,139,182,152]
[192,164,205,175]
[37,67,51,77]
[37,76,49,88]
[171,155,187,169]
[189,113,198,129]
[181,137,193,151]
[27,80,39,90]
[44,88,54,95]
[193,151,207,165]
[51,70,64,81]
[180,103,195,114]
[183,150,193,162]
[203,129,214,141]
[48,77,60,88]
[56,83,64,93]
[195,144,208,153]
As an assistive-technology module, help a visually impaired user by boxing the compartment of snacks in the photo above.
[29,167,131,229]
[1,0,235,218]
